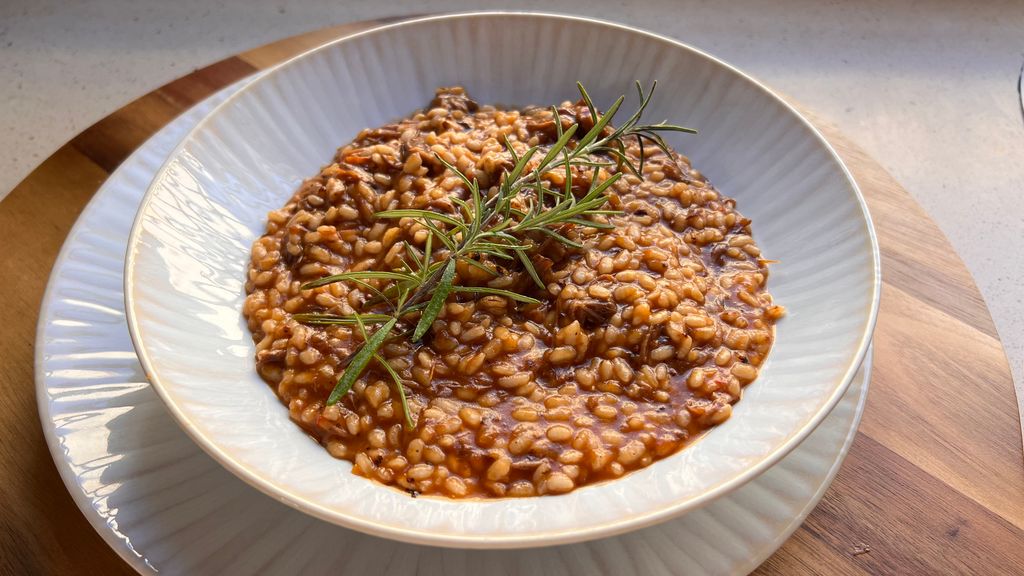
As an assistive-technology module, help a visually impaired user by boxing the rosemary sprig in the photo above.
[296,81,696,427]
[326,316,397,405]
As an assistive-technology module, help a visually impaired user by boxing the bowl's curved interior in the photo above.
[125,13,879,548]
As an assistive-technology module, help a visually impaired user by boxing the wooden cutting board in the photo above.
[1,17,1021,575]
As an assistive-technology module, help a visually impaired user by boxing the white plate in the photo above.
[124,13,880,547]
[39,75,870,574]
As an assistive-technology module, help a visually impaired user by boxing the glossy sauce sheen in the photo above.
[243,88,782,498]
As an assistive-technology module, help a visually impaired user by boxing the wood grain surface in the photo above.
[1,18,1021,575]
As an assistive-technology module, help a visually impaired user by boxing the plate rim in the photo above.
[122,11,882,548]
[33,76,262,575]
[31,64,871,563]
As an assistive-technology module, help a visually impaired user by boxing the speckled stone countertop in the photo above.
[3,0,1022,412]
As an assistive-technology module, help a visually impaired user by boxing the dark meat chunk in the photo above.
[323,163,373,185]
[431,87,479,113]
[525,107,577,142]
[568,298,617,328]
[256,348,286,364]
[356,124,402,144]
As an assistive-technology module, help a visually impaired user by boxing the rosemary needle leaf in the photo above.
[292,313,392,325]
[453,285,541,304]
[327,317,397,405]
[637,133,646,175]
[577,95,624,149]
[565,217,615,229]
[586,171,623,198]
[515,249,545,289]
[434,153,479,194]
[375,209,465,229]
[450,195,473,216]
[413,259,456,341]
[564,150,573,197]
[538,123,579,169]
[301,270,416,290]
[535,226,584,248]
[375,352,415,429]
[502,134,520,164]
[422,231,433,271]
[420,219,458,251]
[505,146,539,187]
[635,123,699,134]
[352,313,370,339]
[460,256,500,276]
[576,81,599,129]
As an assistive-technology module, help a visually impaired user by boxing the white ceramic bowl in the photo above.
[125,12,880,549]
